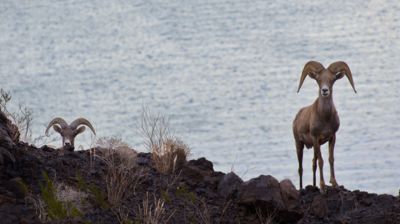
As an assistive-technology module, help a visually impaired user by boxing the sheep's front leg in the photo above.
[296,141,304,189]
[329,135,338,187]
[314,143,326,192]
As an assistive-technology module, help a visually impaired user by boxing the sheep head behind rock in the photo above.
[45,117,96,151]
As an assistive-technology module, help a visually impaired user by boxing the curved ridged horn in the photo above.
[45,117,68,136]
[69,118,96,135]
[297,61,325,93]
[328,61,357,93]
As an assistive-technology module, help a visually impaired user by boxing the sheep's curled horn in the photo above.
[297,61,357,93]
[69,118,96,134]
[327,61,357,93]
[45,117,68,136]
[297,61,324,93]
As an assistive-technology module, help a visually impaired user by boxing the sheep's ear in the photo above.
[308,72,319,80]
[334,72,345,80]
[53,125,62,134]
[74,126,86,136]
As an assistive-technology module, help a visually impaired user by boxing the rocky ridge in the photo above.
[0,111,399,224]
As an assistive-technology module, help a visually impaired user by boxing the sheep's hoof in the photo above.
[319,181,326,194]
[330,179,339,188]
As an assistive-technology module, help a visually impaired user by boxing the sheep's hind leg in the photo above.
[329,135,338,188]
[312,149,317,187]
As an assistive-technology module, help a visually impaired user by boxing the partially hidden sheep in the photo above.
[45,117,96,151]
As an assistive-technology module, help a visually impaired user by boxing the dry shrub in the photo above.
[137,192,174,224]
[96,137,144,207]
[0,89,33,142]
[152,137,190,174]
[0,88,57,146]
[139,108,190,174]
[55,182,89,213]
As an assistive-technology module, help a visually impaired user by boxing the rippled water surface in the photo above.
[1,0,400,194]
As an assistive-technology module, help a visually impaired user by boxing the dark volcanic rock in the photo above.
[298,186,400,224]
[0,200,39,224]
[238,175,304,223]
[280,179,299,208]
[239,175,285,210]
[0,111,18,165]
[310,194,329,218]
[181,157,224,200]
[187,157,214,172]
[0,111,20,144]
[218,172,243,198]
[181,157,215,186]
[279,179,303,223]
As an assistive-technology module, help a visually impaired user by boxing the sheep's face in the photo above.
[53,125,86,150]
[310,70,344,98]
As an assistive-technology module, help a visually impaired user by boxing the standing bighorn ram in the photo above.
[293,61,356,192]
[45,117,96,151]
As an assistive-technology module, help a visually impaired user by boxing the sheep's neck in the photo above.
[317,95,335,121]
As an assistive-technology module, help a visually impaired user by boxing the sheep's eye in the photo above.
[335,72,341,79]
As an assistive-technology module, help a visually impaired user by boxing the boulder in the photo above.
[238,175,285,211]
[218,172,243,198]
[187,157,214,172]
[181,157,214,186]
[280,179,299,208]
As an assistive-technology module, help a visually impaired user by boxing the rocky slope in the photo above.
[0,111,399,224]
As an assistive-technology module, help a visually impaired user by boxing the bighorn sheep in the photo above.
[45,117,96,151]
[293,61,356,192]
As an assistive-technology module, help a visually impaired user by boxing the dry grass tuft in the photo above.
[255,207,277,224]
[139,108,190,174]
[196,198,212,224]
[152,137,190,174]
[112,206,132,224]
[25,194,47,222]
[137,191,174,224]
[96,137,144,207]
